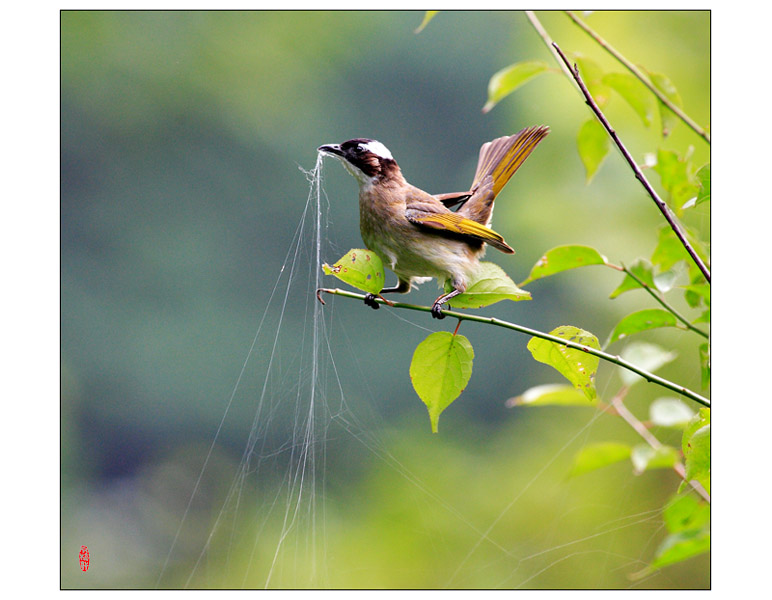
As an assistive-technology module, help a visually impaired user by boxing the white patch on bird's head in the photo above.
[323,137,401,188]
[361,140,393,161]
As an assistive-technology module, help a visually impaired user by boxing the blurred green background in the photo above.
[61,10,709,589]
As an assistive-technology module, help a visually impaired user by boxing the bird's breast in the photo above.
[358,187,481,285]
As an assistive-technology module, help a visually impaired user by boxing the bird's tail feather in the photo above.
[472,125,549,199]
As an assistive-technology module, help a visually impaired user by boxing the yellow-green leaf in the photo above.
[663,493,709,533]
[603,72,655,127]
[410,332,474,433]
[649,71,684,137]
[631,444,679,475]
[606,309,678,347]
[573,53,612,106]
[632,494,710,579]
[577,118,610,183]
[653,149,698,212]
[650,528,710,571]
[609,259,656,299]
[570,442,631,477]
[483,60,550,113]
[694,163,710,206]
[683,424,710,492]
[520,245,607,287]
[322,248,385,295]
[445,262,530,309]
[507,384,589,407]
[651,224,709,273]
[527,326,600,401]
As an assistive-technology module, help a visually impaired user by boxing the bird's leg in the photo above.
[364,279,411,310]
[431,287,463,320]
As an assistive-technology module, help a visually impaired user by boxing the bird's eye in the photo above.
[355,145,365,154]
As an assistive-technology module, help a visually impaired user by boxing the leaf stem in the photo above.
[316,287,710,408]
[563,11,710,144]
[611,263,709,339]
[551,42,711,284]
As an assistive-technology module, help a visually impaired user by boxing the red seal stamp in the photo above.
[79,545,90,572]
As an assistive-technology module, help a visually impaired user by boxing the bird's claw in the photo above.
[431,303,446,319]
[364,293,380,310]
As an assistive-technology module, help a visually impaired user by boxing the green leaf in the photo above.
[650,527,710,570]
[681,408,710,455]
[410,332,474,433]
[694,163,710,206]
[527,326,600,401]
[651,224,688,272]
[649,397,695,428]
[602,72,655,127]
[570,442,631,477]
[482,60,550,113]
[653,149,698,212]
[322,249,385,295]
[653,148,690,189]
[605,309,678,347]
[633,494,710,578]
[573,53,611,106]
[631,444,679,475]
[679,409,710,493]
[577,118,610,183]
[682,163,709,209]
[651,225,709,275]
[519,245,607,286]
[609,259,655,299]
[445,262,530,309]
[414,10,439,33]
[663,493,709,533]
[684,424,710,490]
[682,283,710,308]
[508,384,590,407]
[694,309,710,324]
[649,71,684,137]
[619,341,676,387]
[698,343,710,389]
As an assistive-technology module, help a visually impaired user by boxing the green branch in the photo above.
[564,10,710,144]
[316,287,710,408]
[551,42,711,284]
[608,262,709,339]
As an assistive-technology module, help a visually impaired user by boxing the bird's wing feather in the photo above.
[405,201,514,254]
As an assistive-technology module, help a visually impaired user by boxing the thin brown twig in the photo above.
[551,42,711,284]
[611,387,710,503]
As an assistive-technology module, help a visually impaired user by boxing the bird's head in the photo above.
[318,138,402,186]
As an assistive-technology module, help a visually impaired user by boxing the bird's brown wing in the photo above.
[405,196,514,254]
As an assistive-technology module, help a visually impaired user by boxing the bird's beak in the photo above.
[318,143,343,157]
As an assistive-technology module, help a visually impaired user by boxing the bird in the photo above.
[318,125,549,319]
